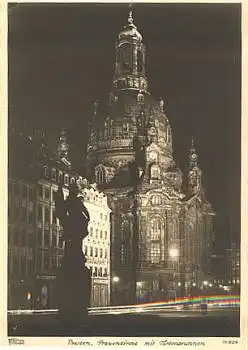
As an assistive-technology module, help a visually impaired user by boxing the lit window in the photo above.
[151,195,162,206]
[150,164,160,180]
[149,242,161,264]
[121,220,131,265]
[150,217,162,240]
[96,167,106,184]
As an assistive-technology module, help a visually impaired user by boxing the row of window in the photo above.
[9,182,34,201]
[37,205,57,225]
[9,203,34,224]
[84,246,108,259]
[10,230,34,247]
[89,266,108,278]
[9,254,34,275]
[42,166,76,186]
[38,185,57,202]
[89,227,108,240]
[37,228,63,248]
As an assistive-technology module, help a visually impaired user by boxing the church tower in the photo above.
[187,138,202,195]
[113,10,148,92]
[86,9,215,304]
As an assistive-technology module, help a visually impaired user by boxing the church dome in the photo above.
[118,11,142,42]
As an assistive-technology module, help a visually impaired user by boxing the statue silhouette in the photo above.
[55,182,91,327]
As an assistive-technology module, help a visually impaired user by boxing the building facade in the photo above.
[86,11,215,304]
[8,128,111,309]
[225,242,240,290]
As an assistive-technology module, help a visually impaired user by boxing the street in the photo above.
[8,307,240,337]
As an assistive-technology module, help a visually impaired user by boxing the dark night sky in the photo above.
[8,3,241,251]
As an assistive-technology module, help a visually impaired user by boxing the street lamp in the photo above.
[169,247,179,260]
[112,276,120,305]
[112,276,120,283]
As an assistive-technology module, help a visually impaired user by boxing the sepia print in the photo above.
[6,1,242,343]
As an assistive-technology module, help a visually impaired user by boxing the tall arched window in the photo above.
[96,166,106,184]
[137,50,143,73]
[148,217,163,264]
[121,220,131,266]
[150,217,162,240]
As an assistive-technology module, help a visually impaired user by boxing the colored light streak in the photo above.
[8,295,240,316]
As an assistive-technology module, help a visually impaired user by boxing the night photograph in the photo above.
[7,2,241,339]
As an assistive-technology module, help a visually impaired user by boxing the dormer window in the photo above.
[43,166,48,178]
[51,168,56,181]
[64,174,69,185]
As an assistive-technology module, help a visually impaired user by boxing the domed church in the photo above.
[86,10,215,304]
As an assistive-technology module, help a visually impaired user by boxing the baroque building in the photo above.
[8,127,111,309]
[86,11,215,304]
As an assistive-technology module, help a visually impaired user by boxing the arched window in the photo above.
[120,43,132,73]
[43,166,48,178]
[137,50,143,73]
[150,164,160,180]
[150,217,162,240]
[121,220,131,266]
[148,217,163,264]
[51,169,56,181]
[151,195,162,206]
[96,166,106,184]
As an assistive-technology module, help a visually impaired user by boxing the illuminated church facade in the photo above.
[86,11,215,304]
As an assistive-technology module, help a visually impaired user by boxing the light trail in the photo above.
[7,294,240,316]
